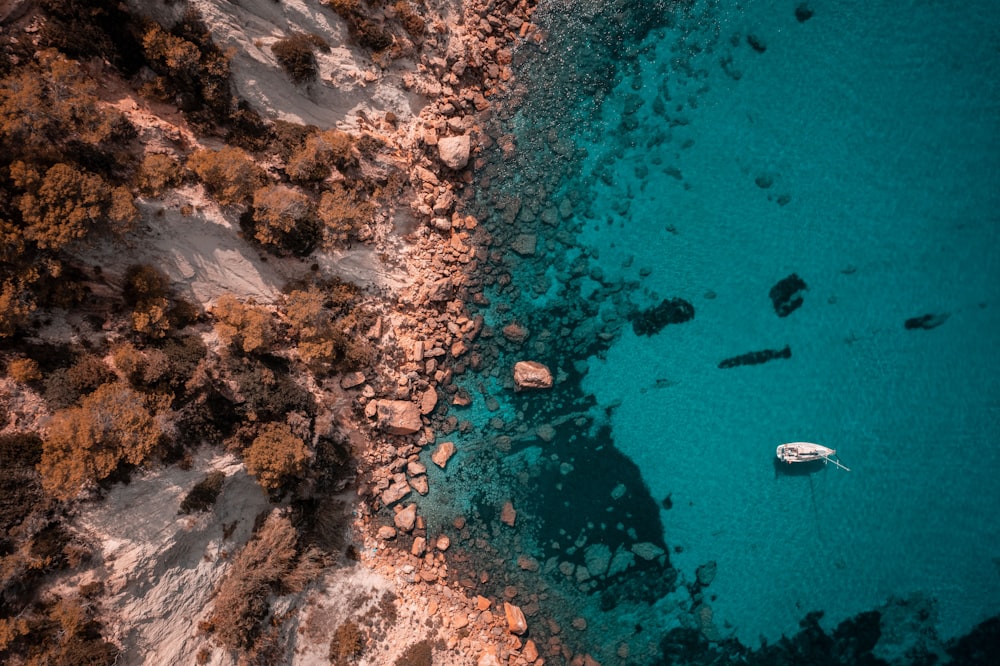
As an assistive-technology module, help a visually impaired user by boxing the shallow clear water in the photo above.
[433,0,1000,659]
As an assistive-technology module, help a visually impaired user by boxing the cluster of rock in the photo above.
[330,1,607,663]
[362,496,603,665]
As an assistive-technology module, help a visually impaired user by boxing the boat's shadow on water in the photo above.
[772,458,829,477]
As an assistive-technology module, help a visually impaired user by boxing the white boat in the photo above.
[776,442,851,471]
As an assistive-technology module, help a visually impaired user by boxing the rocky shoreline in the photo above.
[328,1,607,664]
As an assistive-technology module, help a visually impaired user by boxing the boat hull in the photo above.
[776,442,837,464]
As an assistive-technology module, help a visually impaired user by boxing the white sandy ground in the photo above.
[78,185,411,306]
[70,450,272,665]
[130,0,432,131]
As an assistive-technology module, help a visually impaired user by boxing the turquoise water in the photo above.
[574,0,1000,644]
[428,0,1000,661]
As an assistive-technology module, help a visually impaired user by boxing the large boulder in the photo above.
[375,399,422,435]
[438,134,471,169]
[503,602,528,635]
[513,361,553,391]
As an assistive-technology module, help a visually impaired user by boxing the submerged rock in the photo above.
[718,345,791,369]
[500,500,517,527]
[905,312,949,330]
[795,3,815,22]
[769,273,808,316]
[631,297,695,336]
[513,360,553,390]
[431,440,456,468]
[696,560,718,587]
[746,33,768,53]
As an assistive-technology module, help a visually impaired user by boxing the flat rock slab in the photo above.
[375,399,422,435]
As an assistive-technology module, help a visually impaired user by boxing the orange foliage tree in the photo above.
[211,294,275,354]
[39,383,162,501]
[187,146,264,206]
[244,422,310,494]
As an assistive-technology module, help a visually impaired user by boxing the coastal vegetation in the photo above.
[0,1,401,661]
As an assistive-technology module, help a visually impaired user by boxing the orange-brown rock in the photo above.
[523,639,540,663]
[513,361,553,390]
[394,503,417,532]
[420,387,438,414]
[431,440,457,468]
[503,601,528,635]
[375,399,423,435]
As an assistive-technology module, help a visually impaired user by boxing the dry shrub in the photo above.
[395,639,433,666]
[65,354,115,396]
[179,470,226,514]
[317,183,374,247]
[6,357,42,383]
[329,620,365,665]
[188,146,265,207]
[212,295,275,355]
[271,33,328,84]
[138,153,183,196]
[394,2,424,37]
[249,184,317,253]
[39,382,162,500]
[208,511,298,650]
[244,422,310,494]
[285,129,355,182]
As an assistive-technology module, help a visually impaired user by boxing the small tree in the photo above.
[249,184,316,251]
[212,294,275,354]
[10,161,109,250]
[317,183,374,247]
[244,422,310,494]
[39,382,162,501]
[285,129,355,182]
[187,146,264,206]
